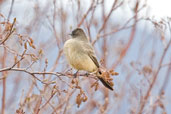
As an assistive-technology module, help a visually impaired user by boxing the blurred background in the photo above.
[0,0,171,114]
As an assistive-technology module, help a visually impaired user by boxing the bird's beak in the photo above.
[68,33,72,36]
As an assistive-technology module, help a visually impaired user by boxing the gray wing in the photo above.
[83,42,113,91]
[83,42,100,68]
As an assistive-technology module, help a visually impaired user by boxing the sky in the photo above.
[147,0,171,19]
[0,0,171,113]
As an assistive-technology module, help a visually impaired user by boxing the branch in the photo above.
[0,67,97,85]
[137,22,171,114]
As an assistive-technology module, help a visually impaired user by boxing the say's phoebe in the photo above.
[64,28,113,90]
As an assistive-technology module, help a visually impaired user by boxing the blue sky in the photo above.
[0,0,171,113]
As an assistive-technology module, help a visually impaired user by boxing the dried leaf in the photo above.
[31,45,36,49]
[17,61,20,68]
[95,83,99,91]
[28,40,32,46]
[29,37,34,43]
[76,86,81,89]
[109,82,114,86]
[45,58,48,64]
[14,56,17,63]
[142,65,152,75]
[5,22,12,31]
[111,72,119,76]
[76,94,81,108]
[71,79,75,84]
[39,49,43,55]
[83,95,88,102]
[30,54,38,61]
[24,42,27,49]
[106,77,113,81]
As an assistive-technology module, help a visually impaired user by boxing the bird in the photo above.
[63,28,113,91]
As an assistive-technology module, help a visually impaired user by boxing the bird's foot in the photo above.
[85,73,89,77]
[74,70,79,78]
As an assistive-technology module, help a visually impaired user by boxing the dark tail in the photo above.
[97,70,113,91]
[98,76,113,91]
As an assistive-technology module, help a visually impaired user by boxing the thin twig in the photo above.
[138,23,171,114]
[0,18,16,45]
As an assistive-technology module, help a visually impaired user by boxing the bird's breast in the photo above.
[64,39,97,72]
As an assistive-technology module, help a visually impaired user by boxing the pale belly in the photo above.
[64,39,97,72]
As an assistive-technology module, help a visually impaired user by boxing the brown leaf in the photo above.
[29,37,34,43]
[24,42,27,49]
[76,94,81,108]
[14,56,17,63]
[83,95,88,102]
[38,49,43,55]
[31,45,36,49]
